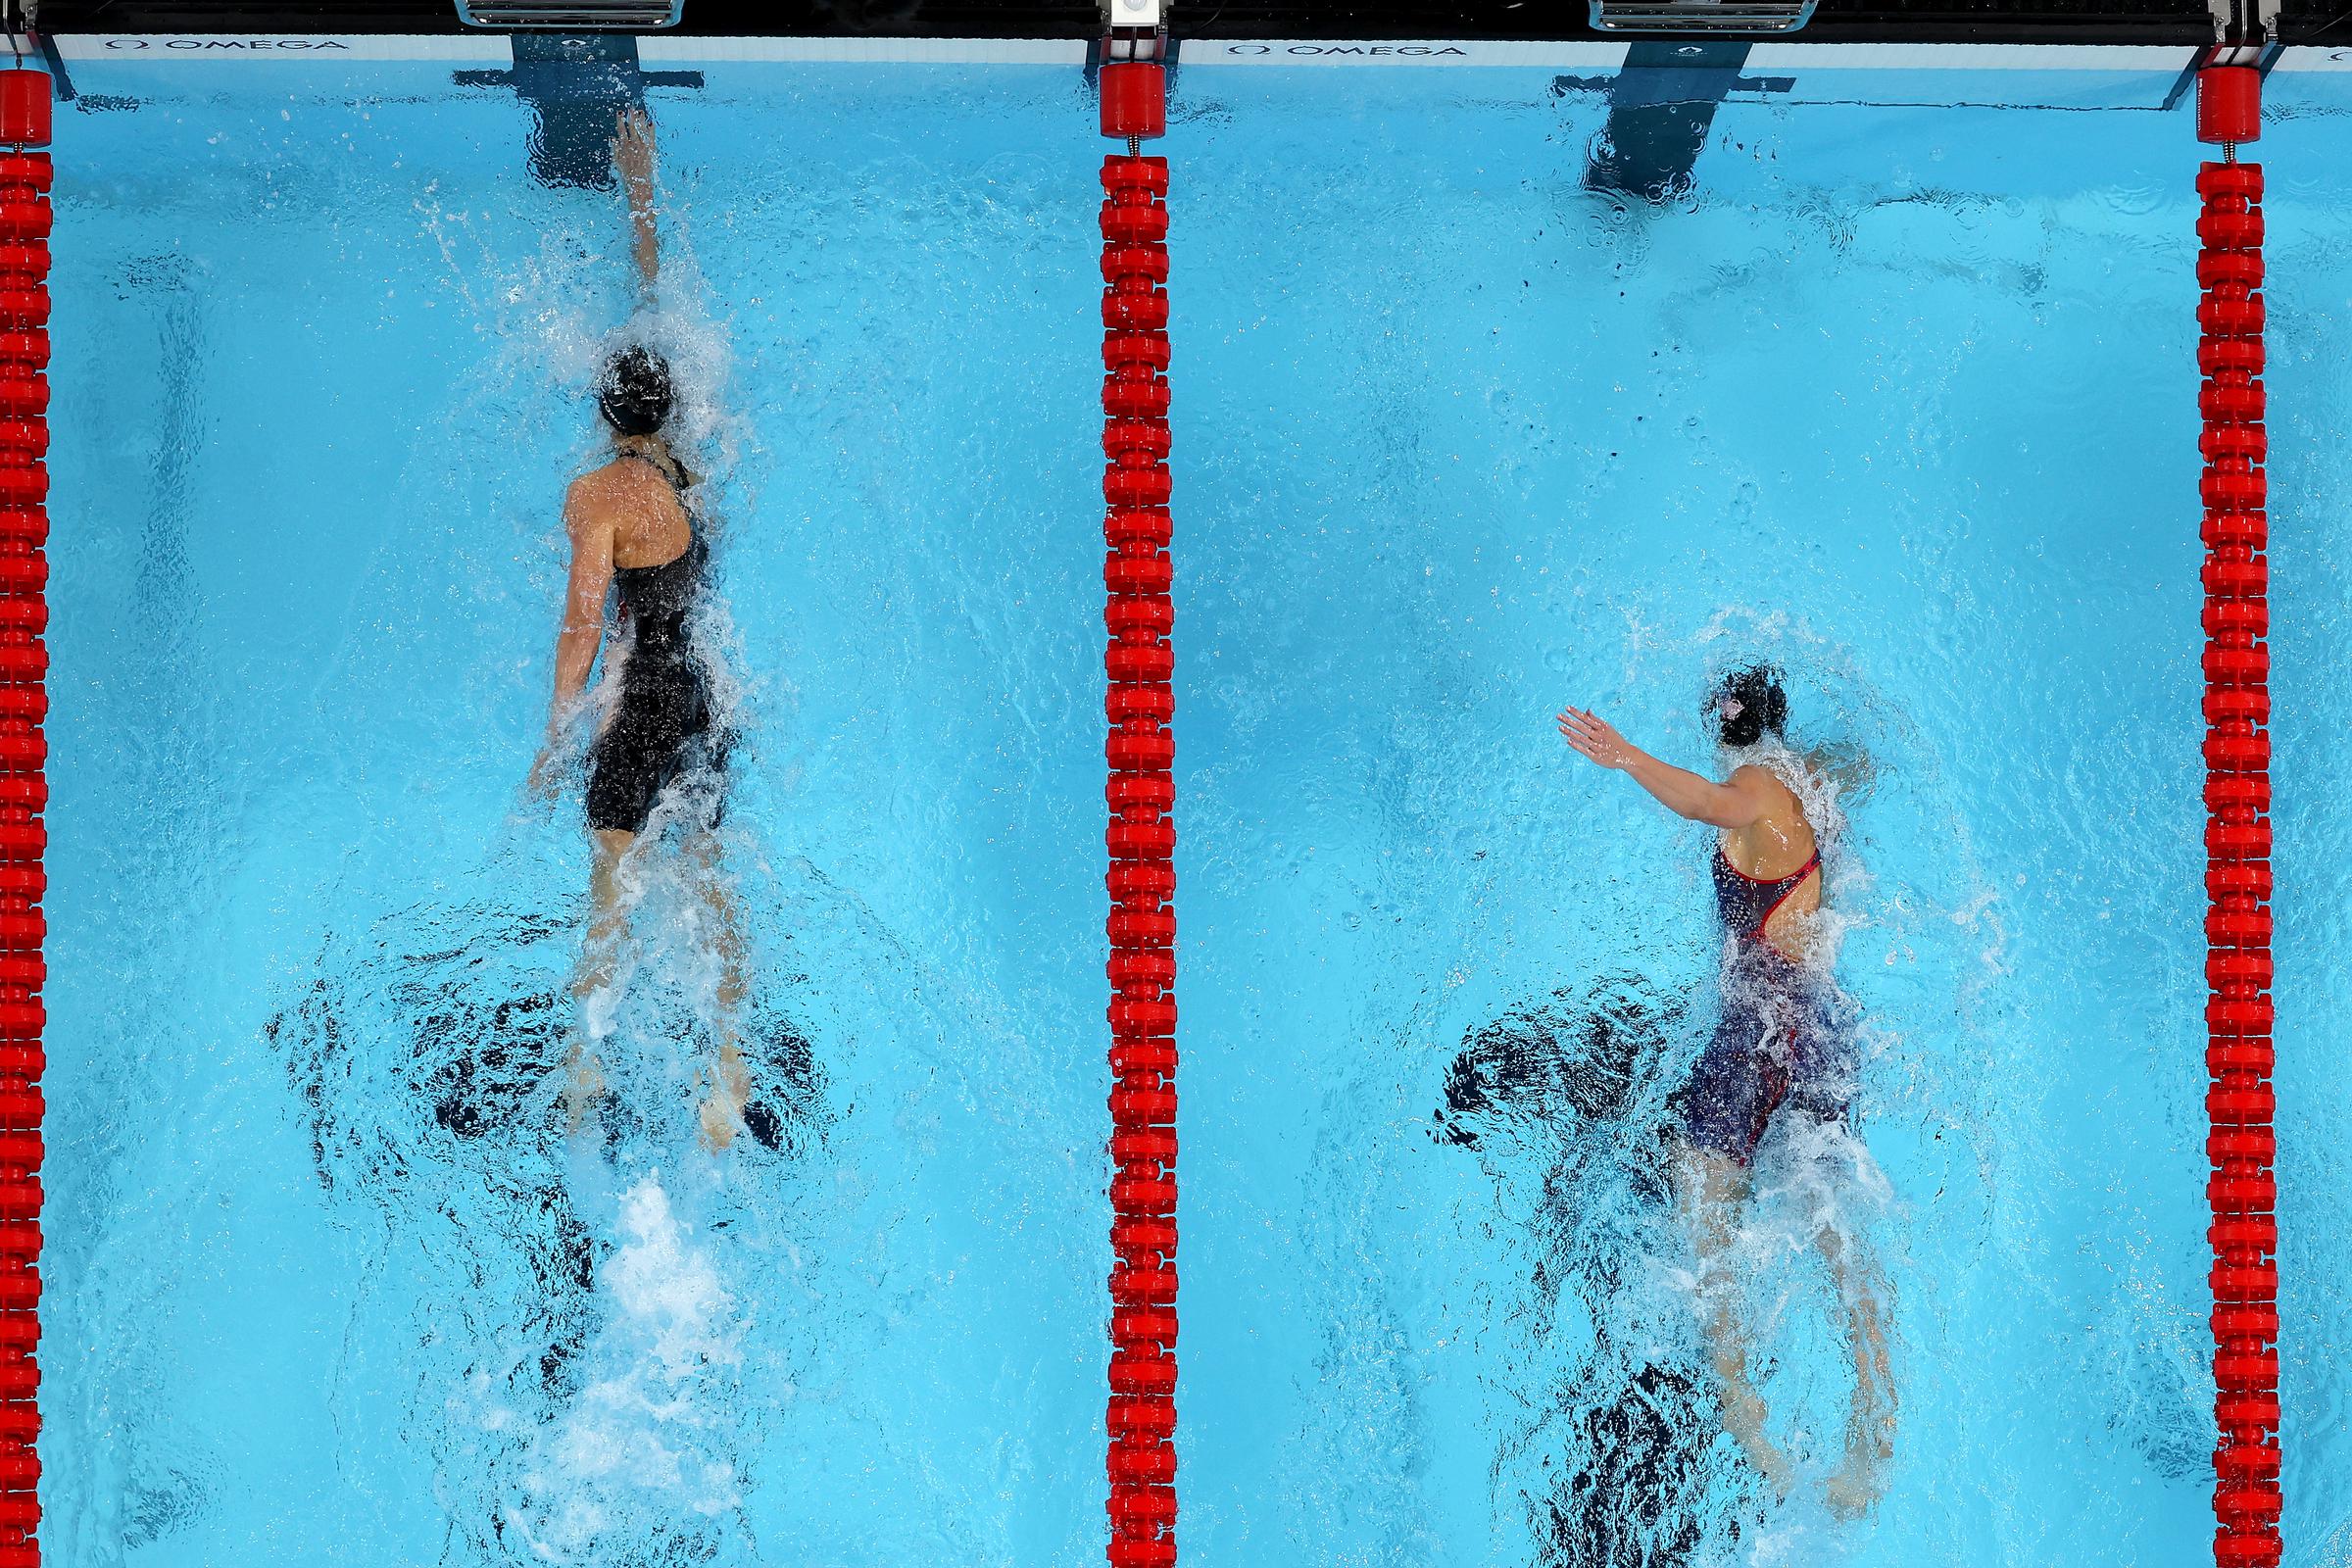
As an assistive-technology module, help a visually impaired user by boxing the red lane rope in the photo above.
[2194,61,2280,1568]
[1099,53,1177,1568]
[0,64,45,1568]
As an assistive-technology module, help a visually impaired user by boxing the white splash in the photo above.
[505,1176,746,1562]
[606,1177,741,1383]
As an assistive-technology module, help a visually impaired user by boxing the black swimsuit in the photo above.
[584,452,726,835]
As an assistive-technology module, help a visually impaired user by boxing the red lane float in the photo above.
[2194,60,2279,1568]
[1100,52,1176,1568]
[0,64,41,1568]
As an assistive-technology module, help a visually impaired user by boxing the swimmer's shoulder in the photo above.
[562,466,612,538]
[1729,760,1814,839]
[571,455,644,497]
[564,455,663,525]
[1726,760,1798,804]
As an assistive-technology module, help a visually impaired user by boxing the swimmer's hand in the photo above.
[1557,708,1642,771]
[613,108,657,205]
[613,108,660,289]
[526,740,564,804]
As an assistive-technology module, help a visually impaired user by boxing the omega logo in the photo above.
[105,37,353,50]
[1225,43,1469,57]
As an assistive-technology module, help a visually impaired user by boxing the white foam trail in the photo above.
[506,1176,745,1562]
[608,1177,741,1379]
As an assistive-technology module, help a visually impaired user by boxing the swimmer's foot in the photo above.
[696,1045,754,1153]
[1745,1440,1794,1502]
[562,1044,607,1136]
[1823,1455,1883,1520]
[697,1094,741,1152]
[1718,1383,1791,1500]
[1825,1397,1893,1519]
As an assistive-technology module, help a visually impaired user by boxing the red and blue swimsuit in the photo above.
[1677,845,1854,1166]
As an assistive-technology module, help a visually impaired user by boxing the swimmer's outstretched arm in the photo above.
[528,481,617,795]
[1557,707,1769,829]
[615,108,660,292]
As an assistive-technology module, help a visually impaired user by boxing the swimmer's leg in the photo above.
[564,828,636,1131]
[1672,1139,1791,1497]
[684,830,753,1152]
[1818,1217,1896,1519]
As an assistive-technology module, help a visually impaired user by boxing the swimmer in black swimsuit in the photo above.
[581,442,724,841]
[527,110,755,1153]
[1559,666,1894,1517]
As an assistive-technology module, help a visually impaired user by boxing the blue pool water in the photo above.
[39,45,2352,1568]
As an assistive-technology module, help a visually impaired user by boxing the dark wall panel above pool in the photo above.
[33,0,2352,43]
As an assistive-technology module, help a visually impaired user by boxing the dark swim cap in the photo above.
[597,345,673,436]
[1712,663,1788,749]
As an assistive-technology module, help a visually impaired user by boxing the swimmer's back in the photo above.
[567,447,693,569]
[1719,763,1821,954]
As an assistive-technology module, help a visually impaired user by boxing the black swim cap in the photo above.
[1711,663,1788,749]
[597,345,673,436]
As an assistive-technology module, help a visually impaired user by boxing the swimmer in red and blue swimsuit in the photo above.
[1558,665,1893,1518]
[1680,840,1853,1166]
